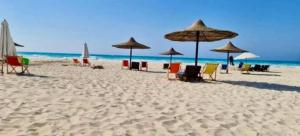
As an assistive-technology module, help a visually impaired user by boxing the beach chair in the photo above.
[22,58,30,74]
[220,64,227,73]
[201,63,219,80]
[237,62,244,70]
[131,62,140,70]
[167,63,181,80]
[163,63,169,69]
[253,64,262,71]
[140,61,148,71]
[6,56,24,74]
[122,60,129,69]
[262,65,270,72]
[82,58,91,66]
[241,64,251,74]
[73,58,81,66]
[178,65,202,81]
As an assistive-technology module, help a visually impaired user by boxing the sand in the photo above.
[0,59,299,136]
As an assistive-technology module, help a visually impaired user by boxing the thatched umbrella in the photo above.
[165,19,238,66]
[160,47,183,64]
[211,41,247,73]
[112,37,150,69]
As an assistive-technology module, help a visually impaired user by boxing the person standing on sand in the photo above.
[229,55,234,65]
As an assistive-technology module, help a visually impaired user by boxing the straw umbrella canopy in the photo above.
[82,42,89,58]
[211,41,247,73]
[165,19,238,66]
[235,52,259,63]
[160,47,183,64]
[112,37,150,69]
[0,19,17,74]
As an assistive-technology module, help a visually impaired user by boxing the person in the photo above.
[229,55,234,65]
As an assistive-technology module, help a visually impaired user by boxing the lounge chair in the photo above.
[237,62,244,70]
[220,64,227,73]
[140,61,148,71]
[178,65,202,81]
[131,61,140,70]
[253,64,262,71]
[167,63,181,80]
[73,58,81,66]
[6,56,24,74]
[163,63,169,69]
[82,58,91,66]
[262,65,270,72]
[122,60,129,69]
[202,63,219,80]
[22,58,30,74]
[241,64,251,74]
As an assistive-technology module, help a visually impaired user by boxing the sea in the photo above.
[18,52,300,68]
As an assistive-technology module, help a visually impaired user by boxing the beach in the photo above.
[0,59,299,136]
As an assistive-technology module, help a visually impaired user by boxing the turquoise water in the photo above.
[18,52,300,67]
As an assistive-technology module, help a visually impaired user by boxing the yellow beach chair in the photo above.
[202,63,219,80]
[241,64,251,74]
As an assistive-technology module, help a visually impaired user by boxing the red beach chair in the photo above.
[6,56,24,73]
[140,61,148,71]
[73,58,81,66]
[122,60,129,69]
[167,63,181,80]
[82,58,91,66]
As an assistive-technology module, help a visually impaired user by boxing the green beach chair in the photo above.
[22,58,30,73]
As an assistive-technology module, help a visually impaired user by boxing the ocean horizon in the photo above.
[18,51,300,67]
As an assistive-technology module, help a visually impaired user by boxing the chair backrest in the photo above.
[141,61,147,68]
[203,63,219,74]
[83,58,89,64]
[221,64,227,70]
[22,58,30,65]
[73,58,80,63]
[238,62,244,69]
[242,64,251,71]
[131,62,140,70]
[184,65,201,78]
[163,63,169,69]
[6,56,23,66]
[122,60,129,67]
[169,63,181,73]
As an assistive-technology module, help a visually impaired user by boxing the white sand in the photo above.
[0,60,299,136]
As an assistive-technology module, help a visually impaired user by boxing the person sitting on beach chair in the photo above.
[82,58,91,67]
[167,63,181,80]
[241,64,251,74]
[73,58,81,66]
[201,63,219,80]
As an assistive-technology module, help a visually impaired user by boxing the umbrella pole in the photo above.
[226,51,229,74]
[129,46,132,70]
[195,31,200,66]
[170,55,172,65]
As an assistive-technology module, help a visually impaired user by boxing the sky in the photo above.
[1,0,300,61]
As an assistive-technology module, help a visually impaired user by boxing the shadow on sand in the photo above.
[243,73,281,77]
[16,73,51,78]
[144,70,166,74]
[218,80,300,92]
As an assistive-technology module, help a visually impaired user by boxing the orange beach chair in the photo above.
[167,63,181,80]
